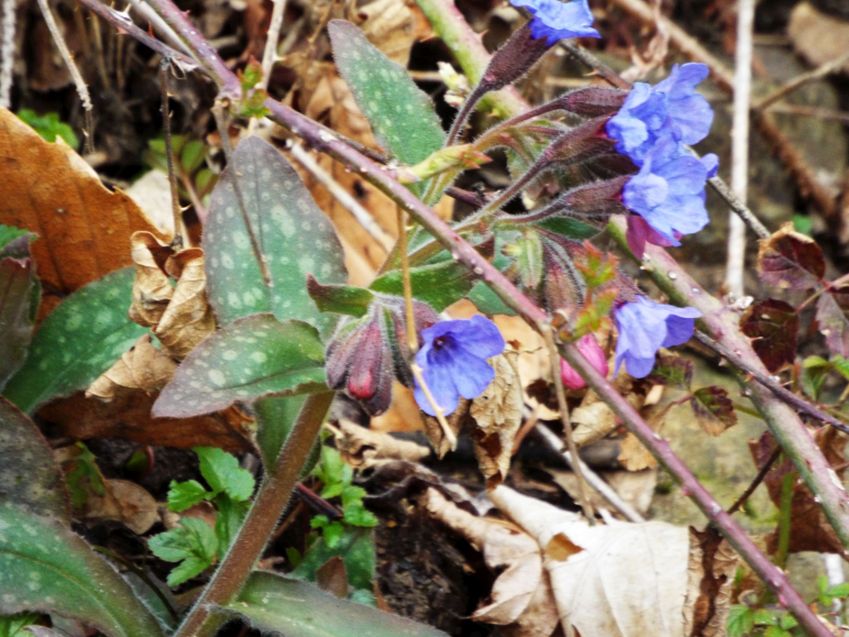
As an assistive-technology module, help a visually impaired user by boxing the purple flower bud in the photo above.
[614,296,701,378]
[622,137,712,250]
[606,63,713,165]
[326,300,438,415]
[414,315,506,416]
[510,0,601,44]
[560,334,608,389]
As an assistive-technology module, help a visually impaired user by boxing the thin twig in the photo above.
[0,0,15,108]
[727,446,780,515]
[542,326,595,522]
[259,0,286,91]
[695,330,849,435]
[160,61,184,247]
[755,49,849,112]
[288,142,394,252]
[36,0,94,153]
[725,0,754,298]
[126,0,193,57]
[535,424,645,523]
[411,363,457,451]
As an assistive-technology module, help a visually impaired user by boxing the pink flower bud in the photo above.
[560,334,609,390]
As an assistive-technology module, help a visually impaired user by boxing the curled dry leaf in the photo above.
[334,419,430,468]
[683,526,737,637]
[469,351,523,488]
[83,478,159,535]
[129,231,173,328]
[423,488,558,636]
[571,391,618,447]
[489,485,722,637]
[86,334,177,401]
[354,0,430,65]
[0,108,164,315]
[423,400,467,459]
[155,247,216,358]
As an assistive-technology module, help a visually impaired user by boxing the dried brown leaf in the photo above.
[335,419,430,468]
[684,526,738,637]
[83,478,159,535]
[86,334,177,401]
[0,109,164,315]
[470,352,523,488]
[156,248,216,358]
[354,0,430,65]
[423,400,467,459]
[129,231,173,328]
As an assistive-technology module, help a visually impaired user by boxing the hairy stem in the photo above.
[173,391,334,637]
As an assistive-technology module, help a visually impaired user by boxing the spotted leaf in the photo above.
[329,20,445,192]
[0,227,38,388]
[204,136,346,331]
[0,502,165,637]
[153,314,325,418]
[3,268,146,413]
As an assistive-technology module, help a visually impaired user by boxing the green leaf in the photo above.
[0,612,39,637]
[0,399,69,520]
[196,447,255,501]
[827,582,849,598]
[180,140,206,174]
[307,277,374,317]
[255,394,308,469]
[215,496,249,551]
[148,517,218,587]
[727,605,754,637]
[167,480,209,512]
[224,571,448,637]
[371,260,475,312]
[535,216,600,241]
[3,268,145,413]
[313,445,352,499]
[16,109,78,149]
[152,314,326,418]
[328,20,445,169]
[0,503,164,637]
[293,527,375,591]
[204,136,346,331]
[467,281,516,316]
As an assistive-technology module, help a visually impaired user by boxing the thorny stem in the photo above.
[86,2,836,634]
[173,392,335,637]
[542,325,595,523]
[695,330,849,435]
[160,62,184,248]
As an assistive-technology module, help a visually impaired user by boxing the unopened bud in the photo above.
[560,334,608,390]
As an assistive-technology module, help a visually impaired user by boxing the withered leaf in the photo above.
[470,352,523,488]
[756,223,825,290]
[0,108,164,315]
[740,299,799,372]
[684,526,737,637]
[816,285,849,358]
[423,400,467,459]
[86,334,177,401]
[334,419,430,469]
[129,231,173,328]
[83,478,159,535]
[690,386,737,436]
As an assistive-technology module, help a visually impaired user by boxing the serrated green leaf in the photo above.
[204,136,346,331]
[3,268,146,413]
[196,447,255,501]
[727,605,754,637]
[215,496,249,552]
[148,517,218,587]
[328,20,445,170]
[371,260,474,311]
[224,571,448,637]
[0,231,38,388]
[167,480,209,512]
[293,527,374,592]
[153,314,326,418]
[0,399,68,520]
[0,503,164,637]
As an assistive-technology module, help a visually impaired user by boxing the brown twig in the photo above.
[754,49,849,112]
[727,446,780,515]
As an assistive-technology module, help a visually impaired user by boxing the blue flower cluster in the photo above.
[510,0,600,44]
[606,63,718,257]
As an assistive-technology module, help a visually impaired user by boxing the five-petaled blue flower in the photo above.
[510,0,600,44]
[614,296,702,378]
[606,63,713,165]
[414,315,506,416]
[622,136,717,248]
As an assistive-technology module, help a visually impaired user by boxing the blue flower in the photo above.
[510,0,600,44]
[606,63,713,164]
[622,137,717,247]
[614,296,702,378]
[414,315,506,416]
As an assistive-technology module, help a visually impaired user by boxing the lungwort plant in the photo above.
[1,0,848,635]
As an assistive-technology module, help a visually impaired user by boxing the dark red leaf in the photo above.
[740,299,798,372]
[756,223,825,290]
[691,386,737,435]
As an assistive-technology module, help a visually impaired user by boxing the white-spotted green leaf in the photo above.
[153,314,326,418]
[204,136,346,331]
[3,268,146,413]
[328,20,445,170]
[221,571,447,637]
[0,398,69,520]
[0,502,165,637]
